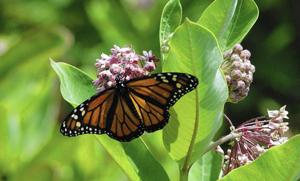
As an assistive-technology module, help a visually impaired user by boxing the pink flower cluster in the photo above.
[93,45,157,92]
[223,106,289,175]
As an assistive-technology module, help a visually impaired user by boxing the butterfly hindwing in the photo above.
[106,95,144,141]
[127,72,198,132]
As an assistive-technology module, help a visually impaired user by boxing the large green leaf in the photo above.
[182,0,214,21]
[96,136,170,181]
[160,0,182,49]
[51,60,169,181]
[162,20,228,168]
[50,60,95,106]
[197,0,259,50]
[189,151,224,181]
[220,135,300,181]
[141,131,180,181]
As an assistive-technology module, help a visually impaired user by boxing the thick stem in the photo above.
[181,89,200,181]
[180,167,189,181]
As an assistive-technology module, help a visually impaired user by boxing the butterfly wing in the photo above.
[60,88,115,136]
[104,95,144,141]
[60,87,143,141]
[126,72,198,132]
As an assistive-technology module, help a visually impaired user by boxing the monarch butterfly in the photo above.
[60,72,198,142]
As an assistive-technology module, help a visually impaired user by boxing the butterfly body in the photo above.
[61,73,198,142]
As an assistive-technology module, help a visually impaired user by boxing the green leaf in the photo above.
[50,60,96,106]
[189,151,224,181]
[182,0,214,21]
[162,20,228,167]
[220,135,300,181]
[94,137,140,181]
[96,135,169,181]
[0,28,72,77]
[51,60,169,181]
[160,0,182,49]
[197,0,259,50]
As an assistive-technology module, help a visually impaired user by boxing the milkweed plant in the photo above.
[51,0,300,181]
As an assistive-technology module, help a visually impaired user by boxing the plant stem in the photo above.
[180,89,200,181]
[203,131,242,155]
[224,113,235,131]
[180,167,189,181]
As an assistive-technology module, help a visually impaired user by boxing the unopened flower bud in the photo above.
[221,44,255,103]
[231,70,242,79]
[250,65,256,72]
[225,75,231,83]
[244,62,252,71]
[246,73,253,83]
[239,63,246,71]
[232,61,242,69]
[216,145,224,154]
[233,44,243,53]
[236,81,246,89]
[230,54,241,62]
[240,50,251,59]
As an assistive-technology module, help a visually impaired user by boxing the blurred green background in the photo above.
[0,0,299,180]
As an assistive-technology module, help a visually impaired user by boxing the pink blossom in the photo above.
[223,106,290,175]
[93,45,157,91]
[144,61,156,72]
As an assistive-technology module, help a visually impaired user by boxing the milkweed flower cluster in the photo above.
[222,44,255,103]
[93,45,157,92]
[223,106,289,175]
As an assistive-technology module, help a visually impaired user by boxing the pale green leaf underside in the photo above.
[160,0,182,47]
[198,0,259,50]
[50,60,96,106]
[96,137,169,181]
[189,151,224,181]
[220,135,300,181]
[162,20,228,166]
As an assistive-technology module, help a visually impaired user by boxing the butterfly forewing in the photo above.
[127,73,198,132]
[60,89,115,136]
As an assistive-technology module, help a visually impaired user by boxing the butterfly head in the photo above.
[115,74,125,83]
[114,75,128,96]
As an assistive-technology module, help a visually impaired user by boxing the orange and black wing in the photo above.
[60,88,144,141]
[60,88,116,137]
[105,94,144,141]
[126,72,198,132]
